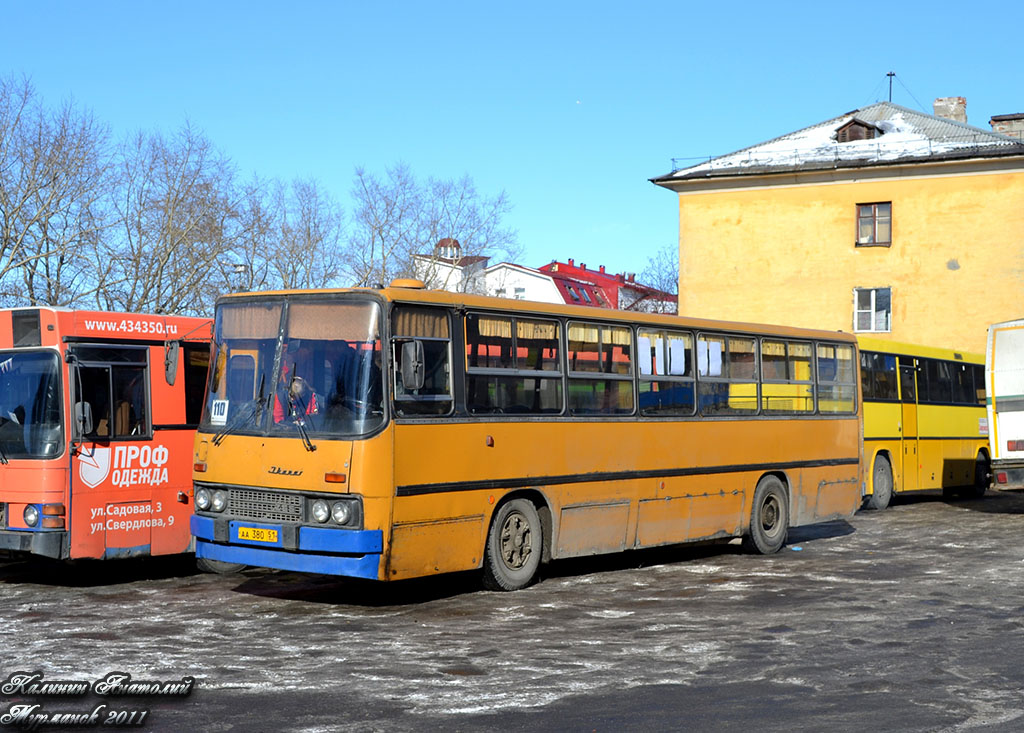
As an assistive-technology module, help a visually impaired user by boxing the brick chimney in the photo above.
[991,113,1024,140]
[933,97,967,123]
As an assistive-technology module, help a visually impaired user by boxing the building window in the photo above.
[856,202,891,246]
[854,287,891,332]
[494,288,506,298]
[513,287,525,300]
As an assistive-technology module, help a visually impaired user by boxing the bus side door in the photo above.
[70,346,153,559]
[899,359,920,493]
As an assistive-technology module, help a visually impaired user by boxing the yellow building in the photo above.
[652,101,1024,353]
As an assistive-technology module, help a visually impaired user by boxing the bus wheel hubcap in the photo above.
[760,498,779,534]
[500,513,531,569]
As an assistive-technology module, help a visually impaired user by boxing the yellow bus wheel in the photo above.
[482,498,542,591]
[865,455,893,510]
[742,476,789,555]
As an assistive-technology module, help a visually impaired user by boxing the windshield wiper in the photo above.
[287,394,317,453]
[212,375,266,446]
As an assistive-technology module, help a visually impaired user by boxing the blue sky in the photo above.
[3,2,1021,278]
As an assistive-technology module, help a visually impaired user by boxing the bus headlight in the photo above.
[195,488,212,511]
[23,505,39,528]
[312,500,330,523]
[211,490,228,513]
[331,501,352,525]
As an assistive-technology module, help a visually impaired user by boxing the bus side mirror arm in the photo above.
[401,341,425,391]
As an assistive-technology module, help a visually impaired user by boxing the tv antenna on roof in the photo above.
[887,71,895,102]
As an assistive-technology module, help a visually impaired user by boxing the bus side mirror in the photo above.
[400,341,425,391]
[164,340,180,386]
[74,401,94,436]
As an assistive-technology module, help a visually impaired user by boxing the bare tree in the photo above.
[266,178,345,290]
[0,75,113,306]
[100,124,238,315]
[416,175,519,293]
[345,164,421,287]
[345,164,519,291]
[639,241,680,314]
[222,176,277,293]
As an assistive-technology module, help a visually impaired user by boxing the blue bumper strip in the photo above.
[195,539,382,578]
[191,515,383,579]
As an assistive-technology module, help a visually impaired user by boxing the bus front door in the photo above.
[899,360,920,493]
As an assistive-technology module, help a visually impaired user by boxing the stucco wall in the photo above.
[676,169,1024,353]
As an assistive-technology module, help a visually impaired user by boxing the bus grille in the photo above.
[229,489,303,522]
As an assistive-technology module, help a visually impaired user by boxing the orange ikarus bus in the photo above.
[191,282,862,590]
[0,308,211,560]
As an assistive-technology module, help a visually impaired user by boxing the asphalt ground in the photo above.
[3,489,1024,732]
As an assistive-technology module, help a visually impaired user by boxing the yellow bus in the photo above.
[859,337,989,510]
[190,282,862,590]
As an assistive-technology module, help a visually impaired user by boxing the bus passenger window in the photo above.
[567,323,633,416]
[698,334,757,415]
[465,315,562,415]
[392,306,452,417]
[638,329,694,416]
[817,343,857,413]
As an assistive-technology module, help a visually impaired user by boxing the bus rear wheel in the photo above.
[742,476,789,555]
[482,498,542,591]
[865,454,893,510]
[968,453,990,498]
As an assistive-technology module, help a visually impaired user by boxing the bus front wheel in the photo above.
[197,557,246,575]
[865,455,893,510]
[742,476,789,555]
[482,498,542,591]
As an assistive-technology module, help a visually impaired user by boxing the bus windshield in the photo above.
[202,298,384,438]
[0,351,63,459]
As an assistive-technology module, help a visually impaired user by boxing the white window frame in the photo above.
[853,287,892,333]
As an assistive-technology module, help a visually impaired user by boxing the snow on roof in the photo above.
[657,102,1024,181]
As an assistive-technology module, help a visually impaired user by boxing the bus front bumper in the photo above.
[191,515,383,579]
[0,529,67,559]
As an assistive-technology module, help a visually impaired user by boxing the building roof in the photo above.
[653,101,1024,184]
[538,260,675,310]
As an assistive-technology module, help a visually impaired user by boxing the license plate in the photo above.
[238,526,278,543]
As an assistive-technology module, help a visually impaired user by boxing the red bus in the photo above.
[0,308,211,560]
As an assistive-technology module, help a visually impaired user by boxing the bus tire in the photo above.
[196,557,246,575]
[865,454,893,510]
[968,453,990,499]
[742,476,789,555]
[482,498,542,591]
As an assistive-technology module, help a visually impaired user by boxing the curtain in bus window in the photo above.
[698,337,723,377]
[567,323,631,375]
[466,315,513,369]
[393,307,449,338]
[219,303,281,339]
[638,329,694,416]
[516,319,559,371]
[392,306,452,417]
